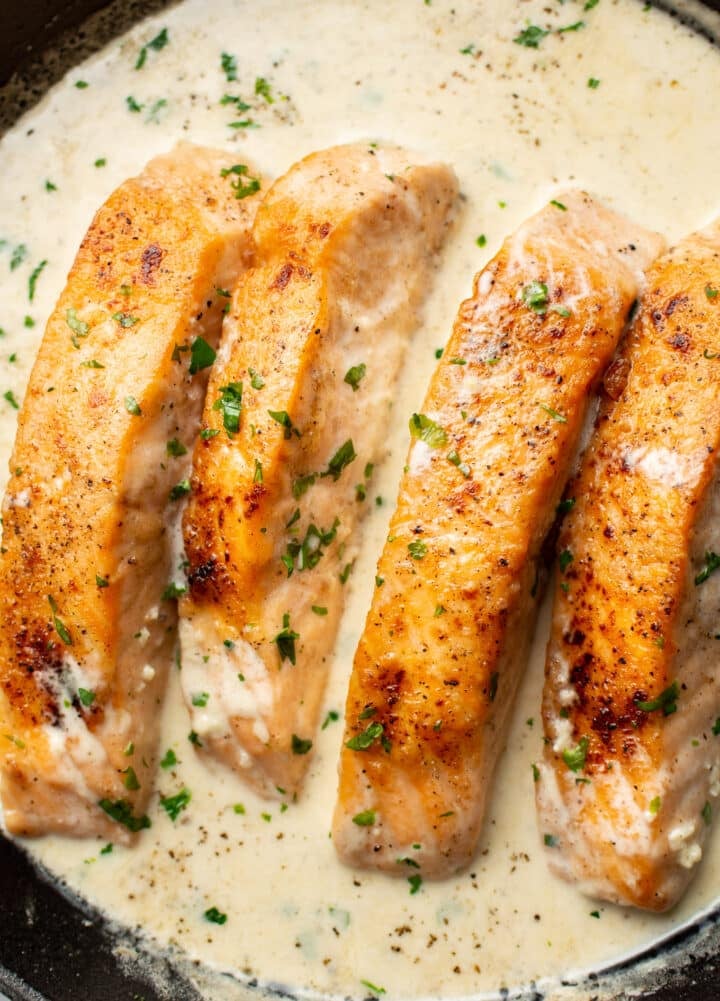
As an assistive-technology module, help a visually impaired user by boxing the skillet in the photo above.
[2,1,720,998]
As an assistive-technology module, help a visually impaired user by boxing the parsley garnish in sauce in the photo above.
[275,613,300,665]
[160,787,192,821]
[695,551,720,585]
[98,798,151,831]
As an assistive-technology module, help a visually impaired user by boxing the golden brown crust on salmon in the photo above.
[0,144,262,840]
[538,223,720,911]
[179,142,458,798]
[333,192,665,877]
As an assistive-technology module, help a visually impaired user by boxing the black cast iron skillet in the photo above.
[2,2,720,999]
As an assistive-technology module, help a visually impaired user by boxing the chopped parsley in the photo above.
[702,801,712,826]
[562,736,589,772]
[189,336,216,374]
[169,479,191,501]
[550,199,567,211]
[324,439,357,481]
[124,396,142,416]
[649,795,661,815]
[204,906,228,925]
[161,582,187,600]
[557,497,576,515]
[98,798,151,832]
[28,259,47,301]
[588,77,601,89]
[514,24,550,48]
[292,472,316,498]
[166,438,188,458]
[65,307,89,339]
[447,449,471,478]
[476,234,487,247]
[160,749,177,770]
[3,391,18,410]
[322,709,339,729]
[538,402,568,423]
[220,163,261,200]
[409,412,448,448]
[94,158,107,168]
[291,734,313,755]
[706,285,719,300]
[78,687,95,707]
[695,551,720,586]
[345,721,384,752]
[191,692,209,708]
[188,730,203,747]
[221,52,238,81]
[558,548,574,573]
[283,518,339,575]
[48,595,72,645]
[112,312,139,329]
[123,766,140,791]
[521,280,550,314]
[360,981,386,996]
[408,540,427,560]
[268,409,298,438]
[312,605,328,616]
[213,382,243,435]
[95,575,109,588]
[635,681,679,716]
[126,96,143,113]
[275,612,300,665]
[339,560,355,585]
[558,20,585,33]
[100,843,113,855]
[9,244,27,271]
[135,27,169,70]
[160,787,192,821]
[544,834,558,847]
[344,363,367,391]
[408,874,423,894]
[255,76,274,103]
[352,809,376,826]
[253,458,263,483]
[249,367,265,390]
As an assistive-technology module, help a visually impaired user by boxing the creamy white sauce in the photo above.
[3,0,720,997]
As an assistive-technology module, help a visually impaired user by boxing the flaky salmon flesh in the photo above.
[333,192,665,878]
[179,143,458,798]
[537,221,720,912]
[0,144,262,840]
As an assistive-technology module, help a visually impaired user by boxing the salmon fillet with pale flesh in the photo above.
[333,192,665,877]
[179,142,458,798]
[537,221,720,911]
[0,144,263,840]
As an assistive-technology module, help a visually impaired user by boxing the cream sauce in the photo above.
[3,0,720,997]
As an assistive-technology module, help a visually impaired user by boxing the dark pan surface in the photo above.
[2,2,720,999]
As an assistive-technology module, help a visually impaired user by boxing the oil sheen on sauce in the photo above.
[2,1,720,998]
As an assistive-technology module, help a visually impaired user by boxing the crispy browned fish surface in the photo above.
[333,192,665,877]
[537,221,720,912]
[179,142,458,798]
[0,144,262,840]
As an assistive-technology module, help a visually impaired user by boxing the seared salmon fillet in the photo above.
[0,144,262,840]
[333,192,665,877]
[179,143,457,798]
[537,222,720,911]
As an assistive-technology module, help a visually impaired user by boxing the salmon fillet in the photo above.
[333,192,665,877]
[0,144,263,840]
[537,221,720,911]
[179,142,458,798]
